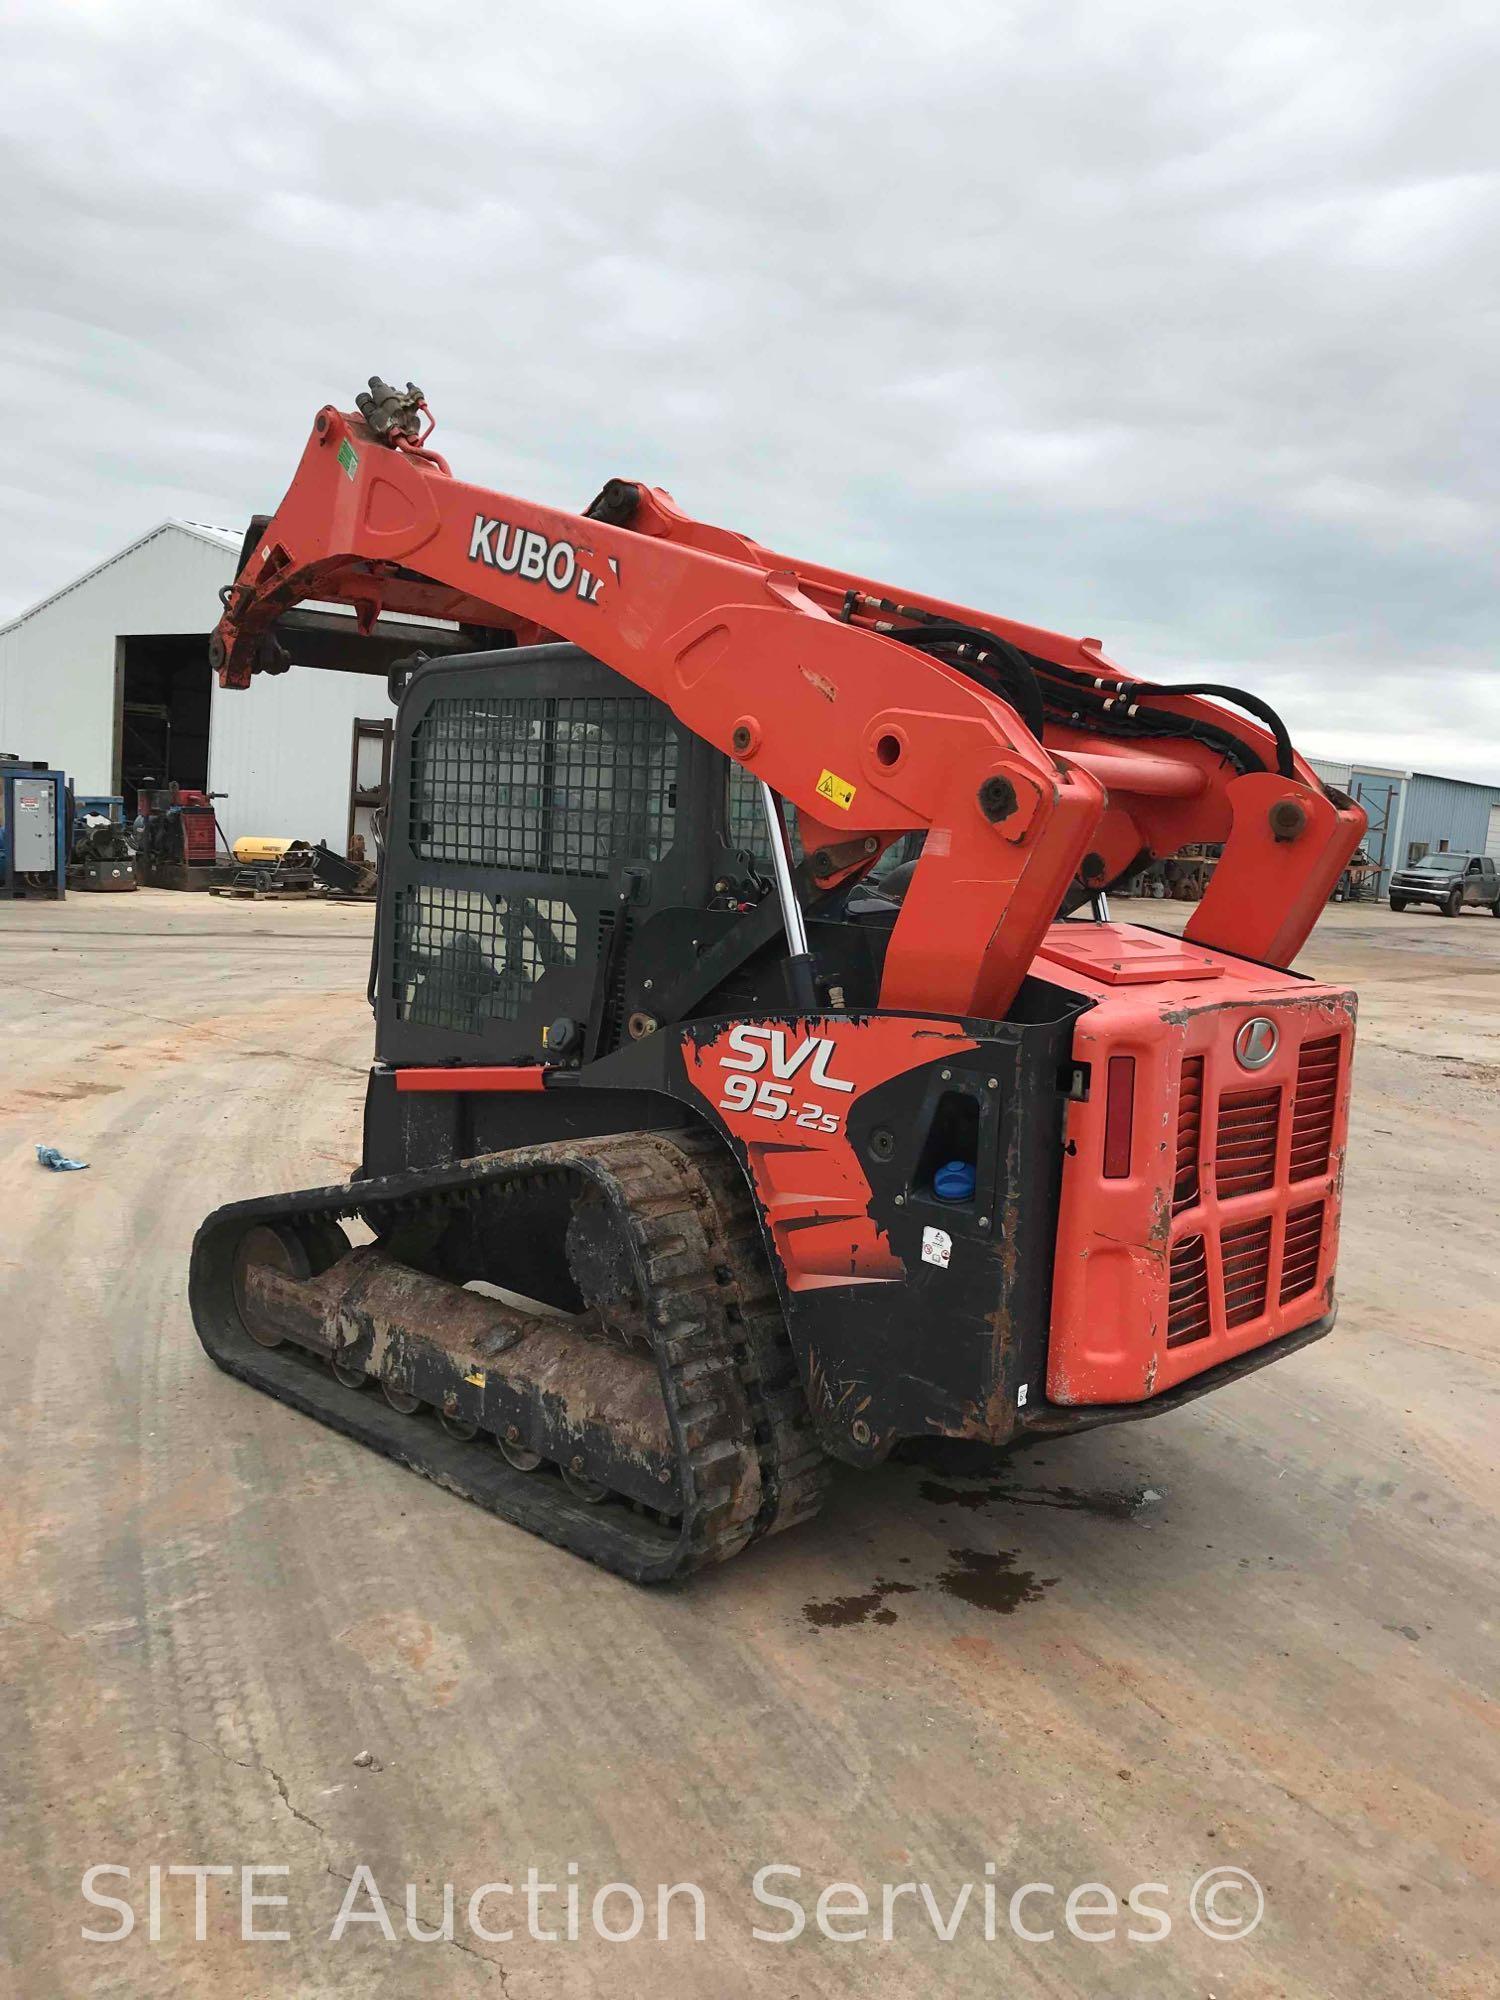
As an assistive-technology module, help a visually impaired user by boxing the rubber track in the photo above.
[643,1130,832,1541]
[190,1134,769,1583]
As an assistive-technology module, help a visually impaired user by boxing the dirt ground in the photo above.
[0,889,1495,1998]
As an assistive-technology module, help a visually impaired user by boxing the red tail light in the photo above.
[1103,1056,1136,1178]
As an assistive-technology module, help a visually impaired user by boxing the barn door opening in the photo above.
[347,716,394,860]
[116,635,211,814]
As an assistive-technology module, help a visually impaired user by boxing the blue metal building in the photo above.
[1340,767,1500,892]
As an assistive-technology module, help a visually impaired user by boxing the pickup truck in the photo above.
[1388,852,1500,917]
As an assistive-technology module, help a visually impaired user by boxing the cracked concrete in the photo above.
[166,1727,329,1838]
[1,890,1496,1997]
[322,1869,513,1987]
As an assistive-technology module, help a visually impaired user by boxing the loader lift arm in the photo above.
[212,382,1364,1018]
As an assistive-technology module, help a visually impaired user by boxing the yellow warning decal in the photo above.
[815,768,856,811]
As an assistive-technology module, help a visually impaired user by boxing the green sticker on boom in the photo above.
[337,438,359,481]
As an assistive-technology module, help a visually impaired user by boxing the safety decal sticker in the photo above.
[921,1226,952,1269]
[815,767,856,811]
[337,438,359,481]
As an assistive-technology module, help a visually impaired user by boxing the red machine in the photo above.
[190,380,1364,1581]
[136,783,230,888]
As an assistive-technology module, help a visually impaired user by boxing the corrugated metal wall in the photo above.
[1290,751,1500,888]
[1,524,404,848]
[1338,767,1500,888]
[209,666,393,851]
[1398,774,1500,869]
[0,526,234,792]
[1307,755,1353,790]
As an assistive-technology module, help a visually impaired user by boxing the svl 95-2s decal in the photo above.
[716,1025,854,1130]
[681,1016,978,1291]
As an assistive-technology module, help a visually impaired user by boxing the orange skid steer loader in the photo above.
[190,379,1362,1580]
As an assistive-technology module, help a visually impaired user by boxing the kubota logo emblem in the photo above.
[1234,1017,1279,1070]
[467,513,616,604]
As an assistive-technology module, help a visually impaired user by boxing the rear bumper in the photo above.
[1020,1306,1336,1437]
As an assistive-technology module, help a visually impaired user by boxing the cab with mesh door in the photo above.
[380,647,726,1066]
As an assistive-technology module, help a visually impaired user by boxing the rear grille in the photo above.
[1279,1202,1325,1303]
[1167,1236,1211,1346]
[1221,1215,1273,1327]
[1289,1035,1340,1181]
[1154,1027,1340,1368]
[1173,1057,1204,1212]
[1215,1087,1280,1197]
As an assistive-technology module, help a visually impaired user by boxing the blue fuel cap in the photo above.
[933,1159,976,1202]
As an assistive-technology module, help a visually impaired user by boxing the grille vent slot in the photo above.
[1176,1064,1208,1216]
[1216,1087,1280,1197]
[1280,1202,1325,1303]
[1290,1035,1340,1181]
[1221,1215,1273,1327]
[1167,1236,1212,1346]
[1173,1057,1205,1212]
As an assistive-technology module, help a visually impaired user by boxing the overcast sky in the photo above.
[2,0,1495,774]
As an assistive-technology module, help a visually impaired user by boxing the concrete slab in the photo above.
[1,890,1495,1996]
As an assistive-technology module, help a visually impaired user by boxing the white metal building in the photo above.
[1306,755,1353,792]
[0,520,457,852]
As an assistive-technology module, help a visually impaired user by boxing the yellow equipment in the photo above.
[232,836,312,865]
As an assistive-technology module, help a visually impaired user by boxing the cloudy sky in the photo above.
[3,0,1495,773]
